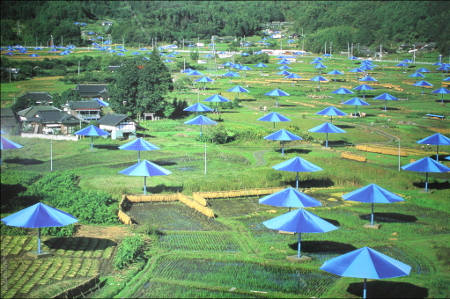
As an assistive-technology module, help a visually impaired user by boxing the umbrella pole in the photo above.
[355,105,357,116]
[138,151,140,163]
[363,278,367,299]
[330,116,333,124]
[425,172,428,192]
[436,145,439,161]
[38,227,41,254]
[91,136,94,151]
[326,132,328,148]
[144,176,146,195]
[385,100,387,111]
[371,203,374,226]
[296,172,299,190]
[282,141,284,156]
[273,122,275,132]
[200,125,202,137]
[297,233,301,258]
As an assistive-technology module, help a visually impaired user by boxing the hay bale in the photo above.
[341,152,367,163]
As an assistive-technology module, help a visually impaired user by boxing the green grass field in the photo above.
[1,45,450,298]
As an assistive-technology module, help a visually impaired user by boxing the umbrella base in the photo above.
[419,190,434,194]
[279,230,295,235]
[286,255,312,262]
[27,251,53,259]
[363,223,381,229]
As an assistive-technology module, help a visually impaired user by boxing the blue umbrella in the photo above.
[29,53,39,58]
[117,53,125,56]
[431,87,450,103]
[413,80,433,95]
[285,73,302,86]
[331,87,354,103]
[265,89,290,107]
[203,94,231,112]
[239,65,252,77]
[119,138,160,162]
[241,52,249,56]
[342,184,404,226]
[373,93,398,111]
[272,156,323,191]
[348,56,359,63]
[349,67,364,79]
[308,122,346,148]
[402,59,413,64]
[396,62,409,72]
[310,75,329,91]
[314,63,327,74]
[184,102,214,115]
[259,187,322,208]
[444,76,450,82]
[227,85,249,100]
[263,208,338,258]
[409,72,425,82]
[74,22,79,25]
[93,98,109,107]
[277,65,292,70]
[195,76,214,90]
[254,63,268,75]
[119,160,171,195]
[327,70,344,82]
[276,70,291,78]
[416,133,450,161]
[74,125,110,151]
[320,247,411,299]
[1,202,78,254]
[343,97,370,116]
[81,23,86,26]
[182,68,194,74]
[264,129,302,156]
[416,67,430,73]
[258,112,291,132]
[401,157,450,192]
[166,54,176,58]
[184,115,217,136]
[359,75,378,82]
[353,84,375,99]
[132,51,141,55]
[277,59,290,65]
[5,52,14,56]
[1,136,23,165]
[187,70,204,76]
[222,71,240,84]
[433,61,444,66]
[109,49,117,54]
[140,47,148,51]
[315,106,347,123]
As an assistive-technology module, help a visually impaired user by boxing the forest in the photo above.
[1,1,450,54]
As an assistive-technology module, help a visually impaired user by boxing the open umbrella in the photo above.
[254,62,268,75]
[343,97,370,116]
[416,133,450,161]
[119,160,171,195]
[327,70,344,82]
[444,76,450,82]
[409,72,425,83]
[331,87,354,103]
[222,71,240,84]
[353,83,375,99]
[258,112,291,132]
[310,75,329,91]
[431,87,450,103]
[416,67,430,73]
[314,63,327,74]
[239,65,252,77]
[259,187,322,209]
[272,156,323,189]
[342,183,404,226]
[184,102,214,115]
[1,202,78,255]
[401,157,450,192]
[285,73,302,86]
[227,85,249,100]
[413,80,433,95]
[265,89,290,107]
[118,138,160,162]
[264,129,302,156]
[308,122,346,148]
[396,62,409,72]
[373,93,398,111]
[359,75,378,82]
[349,67,364,79]
[1,136,24,165]
[203,94,231,113]
[74,125,110,151]
[263,208,338,258]
[93,98,109,106]
[320,247,411,299]
[277,65,292,70]
[195,76,214,90]
[315,106,347,123]
[184,115,217,137]
[348,56,359,64]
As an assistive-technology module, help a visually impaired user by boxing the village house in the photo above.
[18,106,80,134]
[102,21,113,26]
[17,92,53,106]
[63,100,103,121]
[1,108,20,134]
[75,83,109,100]
[97,113,147,140]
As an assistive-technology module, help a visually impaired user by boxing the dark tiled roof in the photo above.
[68,101,102,110]
[76,84,108,96]
[98,114,128,126]
[18,92,53,104]
[1,108,16,118]
[27,110,79,124]
[18,106,61,119]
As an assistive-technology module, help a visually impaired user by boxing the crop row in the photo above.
[1,257,100,299]
[159,234,242,252]
[150,257,339,297]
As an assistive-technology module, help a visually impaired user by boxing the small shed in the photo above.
[98,113,147,140]
[1,108,20,134]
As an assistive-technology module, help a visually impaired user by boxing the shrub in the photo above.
[114,235,145,269]
[41,224,76,237]
[0,222,28,236]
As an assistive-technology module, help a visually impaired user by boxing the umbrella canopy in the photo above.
[285,73,302,86]
[239,65,252,77]
[401,156,450,192]
[315,106,347,123]
[264,129,302,156]
[119,160,171,195]
[265,89,290,107]
[259,187,322,208]
[195,76,214,90]
[118,137,160,162]
[184,102,214,113]
[431,87,450,103]
[93,98,109,106]
[310,75,329,91]
[187,70,204,76]
[222,71,240,83]
[416,67,430,73]
[320,246,411,299]
[444,76,450,82]
[2,202,78,253]
[327,69,344,82]
[254,62,268,74]
[203,94,231,112]
[272,156,323,189]
[314,63,327,74]
[308,122,346,148]
[342,183,404,225]
[277,65,292,70]
[184,115,217,136]
[227,85,249,100]
[343,97,370,115]
[258,112,291,132]
[74,125,110,151]
[373,93,398,111]
[409,72,425,81]
[1,136,24,165]
[359,75,378,82]
[353,83,375,99]
[413,80,433,95]
[416,133,450,161]
[331,87,354,103]
[263,208,338,258]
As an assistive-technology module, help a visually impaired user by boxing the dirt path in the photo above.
[253,150,268,167]
[73,224,130,239]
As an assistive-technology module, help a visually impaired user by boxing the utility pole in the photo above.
[325,42,326,55]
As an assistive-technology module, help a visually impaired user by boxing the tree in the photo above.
[190,50,199,62]
[61,89,81,106]
[108,50,173,118]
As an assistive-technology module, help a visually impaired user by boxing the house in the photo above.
[358,50,378,57]
[18,92,53,106]
[64,101,103,121]
[75,83,109,99]
[108,66,121,72]
[102,21,113,26]
[97,113,147,140]
[18,106,80,134]
[1,108,20,134]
